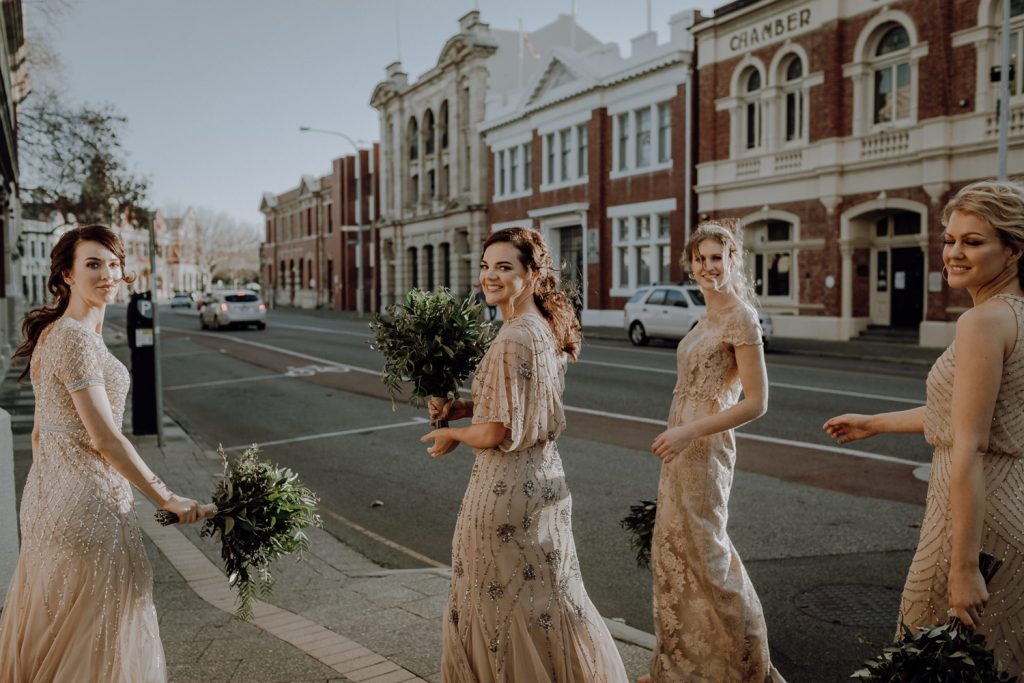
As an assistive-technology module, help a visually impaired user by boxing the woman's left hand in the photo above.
[948,565,989,629]
[421,428,459,458]
[651,426,692,463]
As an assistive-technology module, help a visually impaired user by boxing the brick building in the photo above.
[260,147,379,311]
[692,0,1024,346]
[483,11,697,325]
[371,11,600,306]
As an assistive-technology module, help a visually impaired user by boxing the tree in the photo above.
[181,206,261,288]
[19,95,150,224]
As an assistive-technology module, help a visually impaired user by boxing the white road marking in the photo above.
[165,374,284,391]
[270,322,373,338]
[160,324,924,467]
[223,417,428,452]
[561,405,924,467]
[576,359,924,405]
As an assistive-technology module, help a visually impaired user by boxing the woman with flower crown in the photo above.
[640,220,785,682]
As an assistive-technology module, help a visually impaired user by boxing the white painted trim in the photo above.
[609,160,673,180]
[729,55,767,98]
[606,84,680,116]
[528,203,589,219]
[492,218,533,231]
[852,9,920,62]
[607,198,678,217]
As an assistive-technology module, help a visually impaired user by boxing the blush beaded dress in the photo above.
[649,302,784,682]
[0,316,166,682]
[441,312,627,683]
[899,292,1024,676]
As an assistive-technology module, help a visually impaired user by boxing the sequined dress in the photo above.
[649,302,783,682]
[0,316,166,682]
[899,293,1024,675]
[441,312,627,683]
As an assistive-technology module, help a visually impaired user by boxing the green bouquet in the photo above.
[620,499,657,569]
[370,288,494,427]
[852,553,1017,682]
[155,445,322,620]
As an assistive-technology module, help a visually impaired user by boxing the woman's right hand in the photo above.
[822,414,877,445]
[428,397,468,423]
[162,495,207,525]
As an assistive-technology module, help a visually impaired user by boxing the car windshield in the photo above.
[225,294,259,303]
[687,289,706,306]
[627,289,649,304]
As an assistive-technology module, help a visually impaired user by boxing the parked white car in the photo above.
[199,291,267,330]
[623,284,773,346]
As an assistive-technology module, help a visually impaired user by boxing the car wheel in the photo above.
[629,321,649,346]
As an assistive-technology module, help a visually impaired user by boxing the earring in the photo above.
[941,266,949,283]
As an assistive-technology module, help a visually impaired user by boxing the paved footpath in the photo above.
[2,361,651,683]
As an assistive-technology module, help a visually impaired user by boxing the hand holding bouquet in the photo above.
[370,288,494,427]
[155,445,322,620]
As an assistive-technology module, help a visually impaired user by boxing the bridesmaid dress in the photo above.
[441,312,627,683]
[0,316,166,682]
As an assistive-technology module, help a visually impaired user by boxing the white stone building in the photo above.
[370,11,601,304]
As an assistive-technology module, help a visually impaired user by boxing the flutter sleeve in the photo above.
[722,303,763,347]
[471,323,555,452]
[52,325,106,393]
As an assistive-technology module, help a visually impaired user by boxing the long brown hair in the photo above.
[682,219,759,309]
[13,225,134,382]
[482,227,582,360]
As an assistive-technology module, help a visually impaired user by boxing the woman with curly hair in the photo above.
[422,227,627,682]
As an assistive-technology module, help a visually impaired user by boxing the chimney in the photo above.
[669,9,699,47]
[385,61,408,88]
[630,31,658,58]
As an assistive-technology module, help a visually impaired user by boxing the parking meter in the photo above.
[127,292,158,435]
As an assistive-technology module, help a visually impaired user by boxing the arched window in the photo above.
[408,246,419,288]
[873,25,912,124]
[742,68,763,150]
[782,56,805,142]
[423,109,435,156]
[745,220,794,299]
[439,101,449,149]
[424,244,435,290]
[1000,0,1024,98]
[408,117,419,160]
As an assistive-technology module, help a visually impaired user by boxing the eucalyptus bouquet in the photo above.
[370,288,494,427]
[155,445,322,620]
[620,499,658,569]
[852,553,1016,682]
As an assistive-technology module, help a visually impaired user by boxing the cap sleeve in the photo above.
[52,325,106,392]
[471,322,557,452]
[722,303,763,347]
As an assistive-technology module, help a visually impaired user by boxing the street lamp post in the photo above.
[299,126,367,315]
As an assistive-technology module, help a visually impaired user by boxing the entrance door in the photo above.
[890,247,923,327]
[558,226,584,315]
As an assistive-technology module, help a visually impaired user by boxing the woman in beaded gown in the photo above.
[0,226,209,683]
[422,227,627,683]
[825,180,1024,675]
[642,221,784,683]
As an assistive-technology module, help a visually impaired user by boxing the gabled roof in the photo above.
[299,174,320,195]
[259,192,278,212]
[524,48,602,107]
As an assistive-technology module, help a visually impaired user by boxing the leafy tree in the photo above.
[19,95,150,224]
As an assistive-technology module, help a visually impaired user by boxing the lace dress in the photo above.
[441,312,627,683]
[0,316,165,682]
[649,302,784,682]
[899,293,1024,675]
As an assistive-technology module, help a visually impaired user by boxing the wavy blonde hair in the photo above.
[681,219,759,308]
[942,179,1024,288]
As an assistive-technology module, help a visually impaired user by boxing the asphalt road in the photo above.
[107,304,935,682]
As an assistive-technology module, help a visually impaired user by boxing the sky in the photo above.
[34,0,722,227]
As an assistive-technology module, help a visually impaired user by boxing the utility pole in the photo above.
[997,0,1011,181]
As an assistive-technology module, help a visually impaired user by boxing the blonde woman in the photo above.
[642,221,784,682]
[825,180,1024,675]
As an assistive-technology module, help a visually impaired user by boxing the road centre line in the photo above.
[160,327,922,466]
[575,358,924,405]
[270,322,373,338]
[222,417,429,452]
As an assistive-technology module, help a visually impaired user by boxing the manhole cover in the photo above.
[795,584,901,627]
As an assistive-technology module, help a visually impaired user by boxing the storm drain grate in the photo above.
[794,584,902,627]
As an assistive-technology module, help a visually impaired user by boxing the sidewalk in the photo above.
[2,343,652,682]
[268,303,944,367]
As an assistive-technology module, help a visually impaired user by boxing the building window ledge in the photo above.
[609,161,672,181]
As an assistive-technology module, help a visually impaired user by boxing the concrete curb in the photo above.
[135,495,428,683]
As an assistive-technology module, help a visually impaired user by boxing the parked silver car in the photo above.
[623,284,773,346]
[199,291,267,330]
